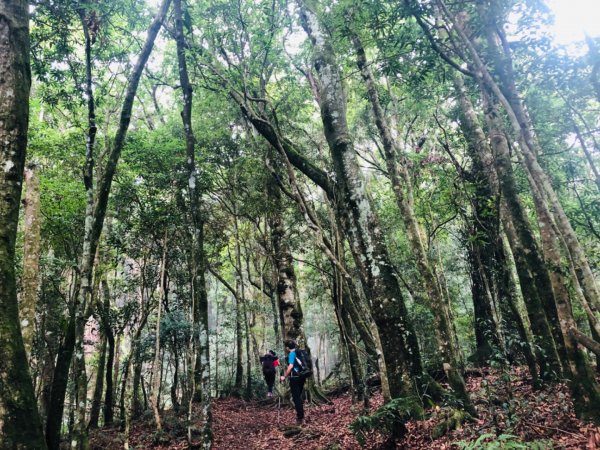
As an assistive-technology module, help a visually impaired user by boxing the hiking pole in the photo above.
[277,373,281,425]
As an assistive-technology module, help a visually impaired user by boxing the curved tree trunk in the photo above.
[352,31,474,414]
[298,1,423,401]
[454,72,541,376]
[46,2,171,447]
[481,88,562,379]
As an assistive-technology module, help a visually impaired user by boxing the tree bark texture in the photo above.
[0,1,47,447]
[173,7,210,439]
[353,31,474,413]
[267,174,305,345]
[480,88,563,379]
[45,2,171,448]
[452,73,541,382]
[21,163,42,358]
[87,335,107,429]
[298,2,422,399]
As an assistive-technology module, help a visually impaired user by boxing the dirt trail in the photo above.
[91,369,600,449]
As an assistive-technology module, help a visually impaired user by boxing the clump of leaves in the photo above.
[349,397,424,447]
[455,433,553,449]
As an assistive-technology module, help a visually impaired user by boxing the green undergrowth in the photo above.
[349,397,424,447]
[455,433,553,449]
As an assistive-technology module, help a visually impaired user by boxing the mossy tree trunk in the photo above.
[352,31,473,413]
[298,0,422,400]
[0,1,47,447]
[480,88,563,379]
[46,1,171,447]
[173,0,211,445]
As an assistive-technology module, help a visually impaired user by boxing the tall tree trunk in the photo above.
[100,280,115,426]
[455,87,505,366]
[88,335,107,429]
[46,306,76,449]
[243,294,252,400]
[267,179,304,345]
[0,1,46,446]
[482,86,562,378]
[451,70,561,380]
[70,4,102,444]
[332,265,365,403]
[233,279,244,392]
[123,304,151,446]
[171,345,180,412]
[231,209,244,395]
[21,163,42,358]
[352,31,474,413]
[151,235,168,430]
[46,2,171,447]
[131,352,144,416]
[39,285,59,427]
[232,222,251,400]
[298,3,425,401]
[174,1,211,446]
[497,234,539,383]
[481,87,563,379]
[453,73,540,381]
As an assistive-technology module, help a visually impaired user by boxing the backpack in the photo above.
[261,354,277,374]
[292,349,313,378]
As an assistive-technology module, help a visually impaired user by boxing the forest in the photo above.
[1,0,600,448]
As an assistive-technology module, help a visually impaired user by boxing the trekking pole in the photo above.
[277,373,281,425]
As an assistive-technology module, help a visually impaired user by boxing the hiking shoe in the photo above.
[267,392,273,398]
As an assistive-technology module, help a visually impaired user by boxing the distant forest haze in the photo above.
[1,0,600,448]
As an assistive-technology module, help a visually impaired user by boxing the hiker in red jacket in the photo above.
[260,350,279,397]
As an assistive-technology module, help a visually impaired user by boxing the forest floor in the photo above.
[90,367,600,449]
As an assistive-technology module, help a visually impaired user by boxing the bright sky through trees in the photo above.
[547,0,600,43]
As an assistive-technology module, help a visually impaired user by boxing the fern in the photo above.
[455,433,554,449]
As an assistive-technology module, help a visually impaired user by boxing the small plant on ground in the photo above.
[455,433,553,450]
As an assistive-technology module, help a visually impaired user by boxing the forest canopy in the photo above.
[1,0,600,448]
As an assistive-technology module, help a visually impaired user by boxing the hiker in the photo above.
[280,340,307,425]
[260,350,279,397]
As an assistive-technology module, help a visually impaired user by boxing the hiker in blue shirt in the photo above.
[280,340,306,425]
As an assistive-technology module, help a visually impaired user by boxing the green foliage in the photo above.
[455,433,553,450]
[349,397,424,447]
